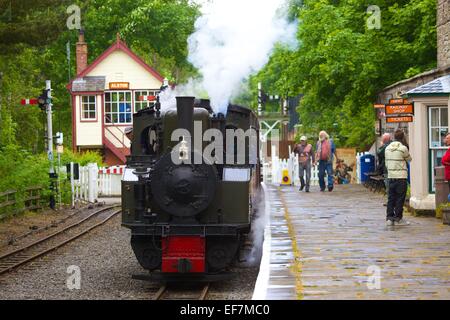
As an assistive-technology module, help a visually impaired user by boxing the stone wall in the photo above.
[438,0,450,69]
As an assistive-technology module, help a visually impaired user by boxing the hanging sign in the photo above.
[386,116,413,123]
[109,82,130,90]
[389,98,405,105]
[385,104,414,115]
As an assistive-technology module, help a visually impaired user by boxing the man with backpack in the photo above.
[315,131,338,192]
[294,136,315,192]
[377,133,392,204]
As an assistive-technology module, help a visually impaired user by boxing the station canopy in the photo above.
[405,75,450,97]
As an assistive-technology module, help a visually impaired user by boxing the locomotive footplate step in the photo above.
[132,272,235,283]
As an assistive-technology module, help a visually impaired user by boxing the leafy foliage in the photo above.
[253,0,437,149]
[0,0,200,152]
[0,0,440,213]
[0,145,103,216]
[0,1,200,209]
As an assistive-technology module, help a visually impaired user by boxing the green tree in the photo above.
[253,0,437,149]
[0,0,200,153]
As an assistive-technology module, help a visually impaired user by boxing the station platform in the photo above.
[253,183,450,300]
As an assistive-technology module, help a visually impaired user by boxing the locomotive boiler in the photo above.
[121,96,261,280]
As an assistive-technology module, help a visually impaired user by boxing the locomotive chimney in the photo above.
[76,29,88,75]
[176,96,195,136]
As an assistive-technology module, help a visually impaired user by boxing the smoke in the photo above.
[242,188,268,267]
[162,0,297,114]
[159,79,206,111]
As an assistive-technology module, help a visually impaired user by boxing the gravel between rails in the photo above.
[0,204,109,252]
[0,215,259,300]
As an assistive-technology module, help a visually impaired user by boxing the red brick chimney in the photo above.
[76,29,88,75]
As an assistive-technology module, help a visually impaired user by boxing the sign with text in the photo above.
[389,98,408,105]
[373,104,385,109]
[109,82,130,90]
[386,116,413,123]
[386,104,414,115]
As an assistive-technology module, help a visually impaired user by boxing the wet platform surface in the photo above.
[261,184,450,300]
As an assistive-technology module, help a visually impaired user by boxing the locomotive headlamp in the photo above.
[179,137,189,161]
[223,168,251,182]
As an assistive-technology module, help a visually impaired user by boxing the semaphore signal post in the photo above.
[21,80,59,210]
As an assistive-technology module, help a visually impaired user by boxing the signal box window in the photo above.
[105,91,132,124]
[135,90,159,112]
[81,96,96,120]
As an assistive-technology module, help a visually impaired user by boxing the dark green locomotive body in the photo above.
[122,97,261,278]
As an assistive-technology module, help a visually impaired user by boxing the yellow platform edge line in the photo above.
[278,187,304,300]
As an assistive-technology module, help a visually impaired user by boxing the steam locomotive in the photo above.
[121,96,261,280]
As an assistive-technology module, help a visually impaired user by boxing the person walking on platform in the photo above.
[294,136,315,192]
[377,133,392,198]
[315,131,338,192]
[385,129,412,226]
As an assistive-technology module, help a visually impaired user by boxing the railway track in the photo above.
[0,206,121,276]
[153,283,211,300]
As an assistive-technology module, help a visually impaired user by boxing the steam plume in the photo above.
[161,0,297,114]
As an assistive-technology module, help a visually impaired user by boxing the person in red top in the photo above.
[442,133,450,189]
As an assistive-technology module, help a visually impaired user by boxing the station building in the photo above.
[377,0,450,212]
[67,32,165,165]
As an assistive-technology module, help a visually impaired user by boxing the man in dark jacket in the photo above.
[377,133,392,190]
[294,136,315,192]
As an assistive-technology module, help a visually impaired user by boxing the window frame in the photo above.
[428,106,449,192]
[80,95,97,122]
[134,90,159,113]
[104,90,133,125]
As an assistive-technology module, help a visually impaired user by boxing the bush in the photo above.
[435,202,450,219]
[0,146,104,217]
[60,149,104,167]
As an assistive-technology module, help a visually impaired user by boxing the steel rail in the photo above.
[154,283,210,300]
[0,207,121,275]
[0,205,119,260]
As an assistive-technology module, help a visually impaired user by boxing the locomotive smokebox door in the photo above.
[150,152,218,217]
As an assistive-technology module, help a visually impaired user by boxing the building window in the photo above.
[429,106,448,192]
[81,96,96,120]
[134,90,159,112]
[105,91,132,124]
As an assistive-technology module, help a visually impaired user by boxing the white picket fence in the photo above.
[59,163,125,205]
[59,163,99,204]
[98,166,125,197]
[75,163,99,203]
[264,147,371,186]
[265,145,319,186]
